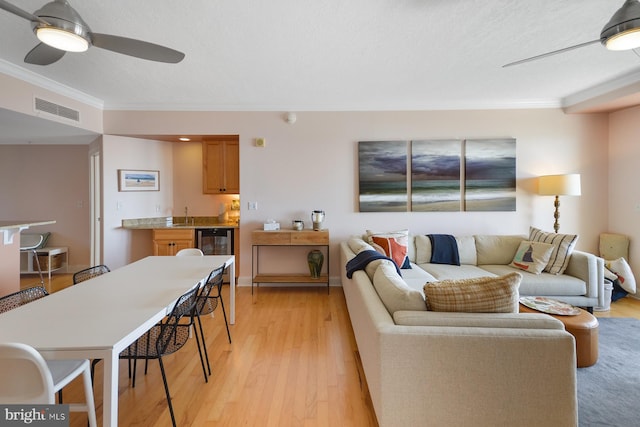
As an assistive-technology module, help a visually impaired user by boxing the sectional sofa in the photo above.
[339,231,603,427]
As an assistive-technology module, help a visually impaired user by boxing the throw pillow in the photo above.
[605,257,637,294]
[509,240,554,274]
[366,229,411,269]
[423,272,522,313]
[528,227,578,275]
[372,260,427,314]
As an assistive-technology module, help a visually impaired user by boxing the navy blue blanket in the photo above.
[428,234,460,266]
[345,250,402,279]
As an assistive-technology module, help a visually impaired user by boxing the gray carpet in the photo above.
[577,317,640,427]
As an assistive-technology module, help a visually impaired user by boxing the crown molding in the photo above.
[103,98,561,112]
[562,69,640,113]
[0,59,104,110]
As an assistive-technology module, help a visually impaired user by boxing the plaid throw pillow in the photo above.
[529,227,578,275]
[423,272,522,313]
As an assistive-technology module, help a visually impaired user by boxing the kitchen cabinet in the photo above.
[152,229,195,256]
[203,139,239,194]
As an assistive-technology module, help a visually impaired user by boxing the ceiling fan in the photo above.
[0,0,185,65]
[504,0,640,67]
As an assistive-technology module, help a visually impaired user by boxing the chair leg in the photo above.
[157,356,177,427]
[219,296,232,344]
[31,249,45,287]
[196,314,212,376]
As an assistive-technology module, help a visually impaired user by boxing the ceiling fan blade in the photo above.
[0,0,49,24]
[24,43,66,65]
[91,33,185,63]
[503,39,602,68]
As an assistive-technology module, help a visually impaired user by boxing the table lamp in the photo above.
[537,174,581,233]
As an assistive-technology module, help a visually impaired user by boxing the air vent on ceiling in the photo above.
[34,97,80,122]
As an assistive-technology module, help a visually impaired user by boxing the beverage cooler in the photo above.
[196,228,234,281]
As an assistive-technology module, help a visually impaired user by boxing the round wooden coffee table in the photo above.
[520,303,599,367]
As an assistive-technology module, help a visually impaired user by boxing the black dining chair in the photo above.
[198,265,231,343]
[0,286,49,314]
[118,285,200,427]
[73,265,110,284]
[193,265,227,377]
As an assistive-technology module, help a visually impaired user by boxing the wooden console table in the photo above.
[252,229,329,294]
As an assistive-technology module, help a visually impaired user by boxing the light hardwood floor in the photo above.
[19,274,640,426]
[20,275,378,427]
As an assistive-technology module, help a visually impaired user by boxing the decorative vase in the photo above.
[307,250,324,279]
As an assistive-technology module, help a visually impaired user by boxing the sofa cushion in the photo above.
[347,236,375,254]
[529,227,578,275]
[423,272,522,313]
[419,263,496,281]
[366,229,411,269]
[605,257,637,294]
[509,240,554,274]
[474,234,525,265]
[372,260,427,314]
[480,265,587,296]
[401,263,437,295]
[415,235,477,265]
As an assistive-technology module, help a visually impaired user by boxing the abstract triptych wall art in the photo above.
[464,139,516,212]
[358,138,516,212]
[358,141,408,212]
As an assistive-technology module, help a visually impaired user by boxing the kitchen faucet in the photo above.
[184,206,188,224]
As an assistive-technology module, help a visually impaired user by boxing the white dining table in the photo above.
[0,255,235,427]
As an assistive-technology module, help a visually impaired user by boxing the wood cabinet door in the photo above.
[203,139,239,194]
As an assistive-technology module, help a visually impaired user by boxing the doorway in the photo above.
[90,151,101,265]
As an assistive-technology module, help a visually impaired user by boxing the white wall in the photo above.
[103,109,609,284]
[608,105,640,276]
[101,136,174,268]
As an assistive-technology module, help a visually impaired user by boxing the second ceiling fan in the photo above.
[504,0,640,67]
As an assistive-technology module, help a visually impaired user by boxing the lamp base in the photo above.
[553,195,560,233]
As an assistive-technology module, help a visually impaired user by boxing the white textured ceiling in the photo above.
[0,0,640,112]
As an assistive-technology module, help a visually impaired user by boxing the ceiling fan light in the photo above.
[36,27,88,52]
[605,27,640,50]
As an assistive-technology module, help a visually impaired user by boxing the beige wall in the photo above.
[608,105,640,275]
[0,72,103,134]
[103,109,610,284]
[0,145,91,271]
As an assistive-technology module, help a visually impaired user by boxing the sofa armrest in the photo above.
[565,250,605,307]
[376,325,577,427]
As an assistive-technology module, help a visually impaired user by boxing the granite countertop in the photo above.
[122,216,239,230]
[0,220,56,231]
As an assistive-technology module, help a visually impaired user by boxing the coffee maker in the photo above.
[311,210,325,231]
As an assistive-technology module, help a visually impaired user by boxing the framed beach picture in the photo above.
[358,141,408,212]
[464,139,516,211]
[411,139,462,211]
[118,169,160,192]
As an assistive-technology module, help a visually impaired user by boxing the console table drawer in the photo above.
[291,231,328,245]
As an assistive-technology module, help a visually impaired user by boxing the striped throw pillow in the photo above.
[528,227,578,275]
[423,272,522,313]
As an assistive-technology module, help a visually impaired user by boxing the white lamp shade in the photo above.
[538,174,581,196]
